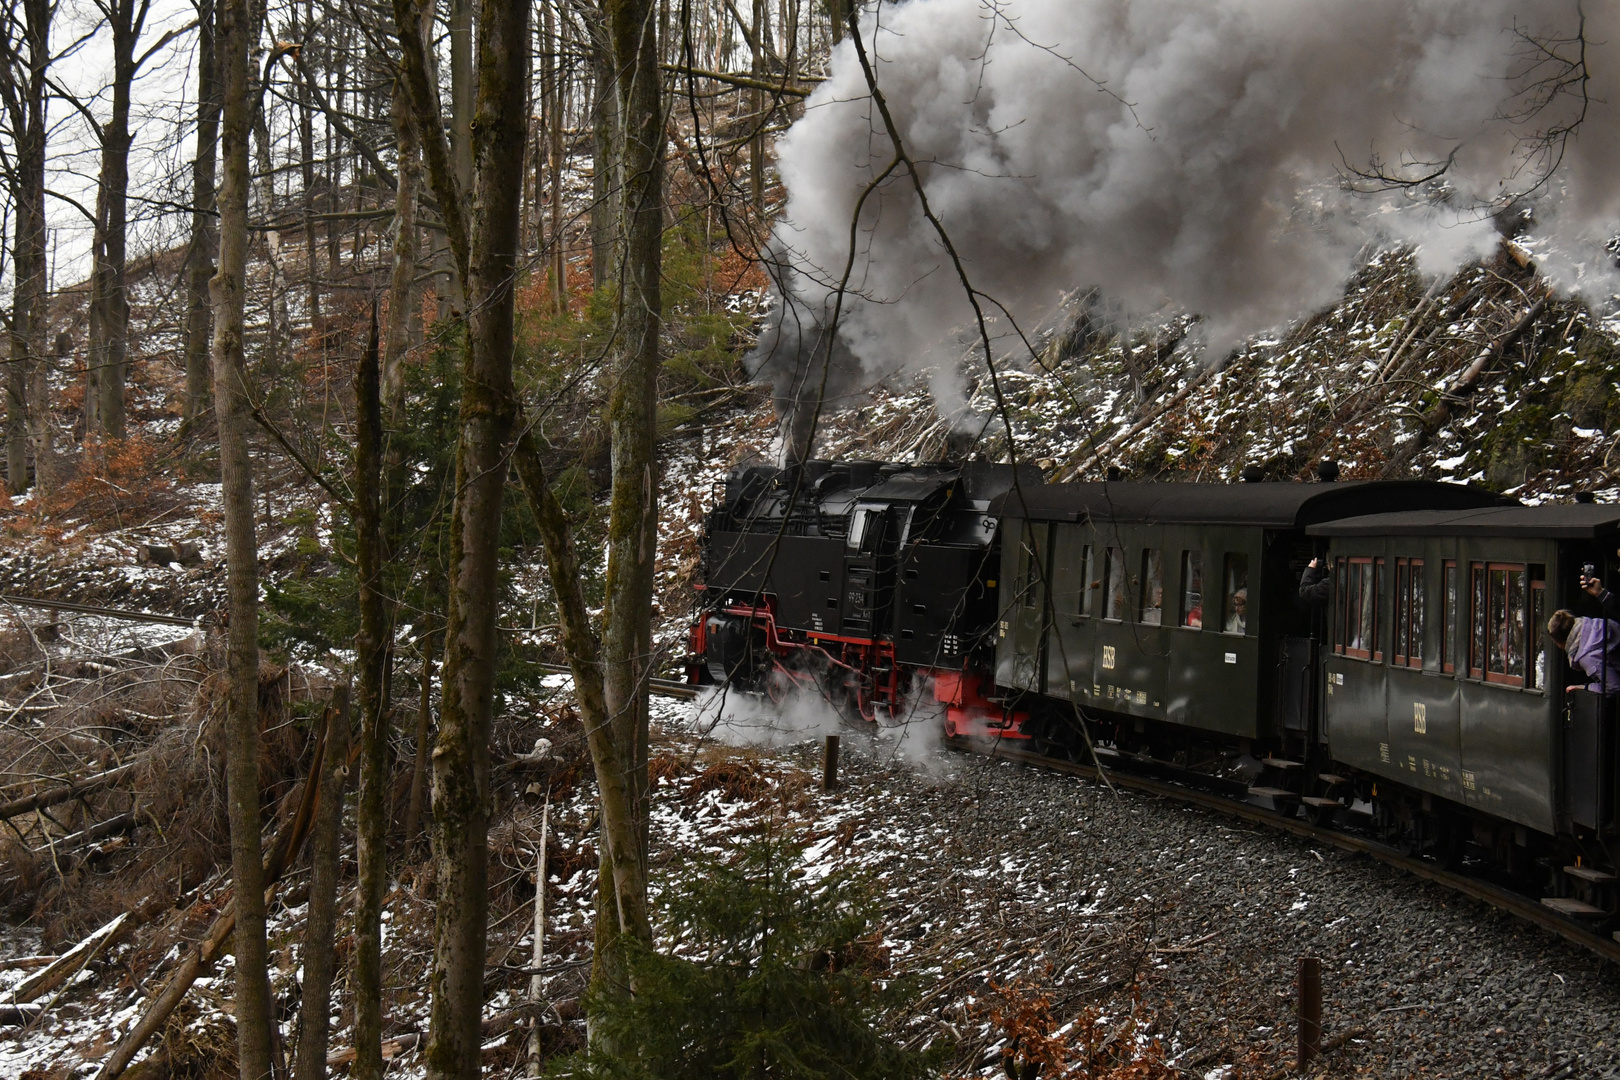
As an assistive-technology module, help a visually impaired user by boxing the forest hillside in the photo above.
[0,1,1618,1078]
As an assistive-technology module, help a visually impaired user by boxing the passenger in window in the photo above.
[1224,588,1248,634]
[1142,581,1164,626]
[1547,609,1620,694]
[1299,556,1331,605]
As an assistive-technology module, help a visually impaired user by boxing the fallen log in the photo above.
[6,911,130,1004]
[34,812,137,857]
[94,701,338,1080]
[0,1002,43,1025]
[1383,294,1550,474]
[0,761,140,823]
[0,954,60,972]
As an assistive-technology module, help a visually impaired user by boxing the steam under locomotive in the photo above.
[691,459,1620,919]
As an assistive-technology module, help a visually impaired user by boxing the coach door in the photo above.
[997,521,1051,693]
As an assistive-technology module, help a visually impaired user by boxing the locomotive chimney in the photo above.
[780,401,817,469]
[942,428,975,463]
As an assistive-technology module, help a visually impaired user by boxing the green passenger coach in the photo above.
[1310,504,1620,837]
[988,482,1512,748]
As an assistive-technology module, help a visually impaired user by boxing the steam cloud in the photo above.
[751,0,1620,447]
[695,684,957,775]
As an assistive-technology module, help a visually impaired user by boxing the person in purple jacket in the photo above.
[1547,609,1620,694]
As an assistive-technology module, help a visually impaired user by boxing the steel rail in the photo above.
[0,594,200,628]
[536,662,699,700]
[950,738,1620,967]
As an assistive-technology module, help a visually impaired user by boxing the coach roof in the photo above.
[990,480,1511,527]
[1310,503,1620,539]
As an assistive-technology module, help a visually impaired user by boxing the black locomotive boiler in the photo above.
[691,462,1620,915]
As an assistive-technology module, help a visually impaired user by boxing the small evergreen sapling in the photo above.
[553,826,941,1079]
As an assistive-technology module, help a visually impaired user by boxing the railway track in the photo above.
[947,736,1620,968]
[537,663,698,700]
[639,674,1620,965]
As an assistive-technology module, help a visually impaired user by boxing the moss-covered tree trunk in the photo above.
[591,0,664,1009]
[291,687,350,1080]
[212,0,273,1075]
[352,316,390,1080]
[392,0,529,1075]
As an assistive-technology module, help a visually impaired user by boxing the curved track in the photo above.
[948,736,1620,967]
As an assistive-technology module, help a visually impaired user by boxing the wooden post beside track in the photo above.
[1297,955,1322,1069]
[823,735,839,791]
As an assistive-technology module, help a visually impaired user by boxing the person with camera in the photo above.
[1580,559,1620,620]
[1548,606,1620,695]
[1300,557,1331,604]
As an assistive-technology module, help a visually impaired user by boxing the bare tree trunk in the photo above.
[1,0,49,495]
[524,799,549,1078]
[449,0,472,188]
[291,687,350,1080]
[590,0,663,1013]
[542,0,565,312]
[5,321,25,495]
[394,0,528,1074]
[183,0,219,425]
[87,0,153,442]
[213,0,273,1075]
[444,0,472,313]
[294,0,322,338]
[749,0,764,210]
[401,631,433,845]
[586,9,617,290]
[383,72,419,415]
[352,315,389,1080]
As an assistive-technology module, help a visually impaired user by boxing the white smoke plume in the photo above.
[755,0,1620,430]
[695,684,847,748]
[694,683,958,776]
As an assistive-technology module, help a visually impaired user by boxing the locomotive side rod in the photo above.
[950,738,1620,968]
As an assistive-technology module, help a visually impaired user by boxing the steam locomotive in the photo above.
[691,459,1620,916]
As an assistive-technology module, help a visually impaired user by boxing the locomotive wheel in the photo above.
[765,666,794,705]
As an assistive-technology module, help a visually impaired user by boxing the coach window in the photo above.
[1441,560,1457,674]
[1222,553,1249,635]
[1394,557,1424,668]
[1528,566,1546,689]
[1372,557,1387,661]
[1469,562,1487,679]
[1104,547,1127,621]
[1343,556,1374,659]
[1181,550,1204,628]
[1333,557,1348,654]
[1078,544,1096,617]
[1140,549,1164,625]
[1485,563,1527,687]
